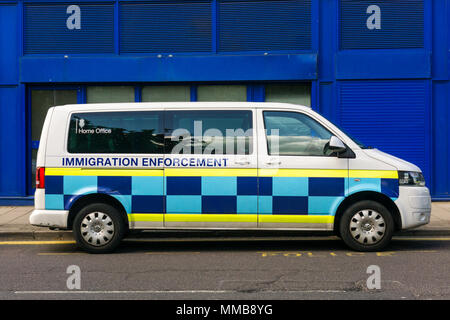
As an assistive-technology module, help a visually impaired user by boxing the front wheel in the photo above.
[339,200,394,252]
[73,203,126,253]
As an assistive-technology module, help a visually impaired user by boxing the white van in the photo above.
[30,102,431,253]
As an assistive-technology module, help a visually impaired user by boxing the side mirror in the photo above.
[328,136,346,154]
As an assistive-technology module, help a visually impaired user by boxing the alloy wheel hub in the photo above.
[349,209,385,245]
[80,212,115,247]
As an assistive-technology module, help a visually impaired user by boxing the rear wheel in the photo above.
[339,200,394,252]
[73,203,126,253]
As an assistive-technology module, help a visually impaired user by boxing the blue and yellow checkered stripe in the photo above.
[43,168,399,224]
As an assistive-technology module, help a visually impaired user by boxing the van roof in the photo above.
[53,101,312,112]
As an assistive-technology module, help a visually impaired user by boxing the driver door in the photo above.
[256,109,349,230]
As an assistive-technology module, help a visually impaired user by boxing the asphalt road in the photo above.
[0,235,449,300]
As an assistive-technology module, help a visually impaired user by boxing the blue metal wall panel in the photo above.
[448,0,450,79]
[0,86,25,196]
[432,0,449,80]
[120,1,212,54]
[24,3,114,54]
[340,0,424,49]
[319,0,336,81]
[20,54,318,82]
[336,50,431,79]
[0,5,18,84]
[218,0,312,52]
[318,82,336,123]
[339,80,431,183]
[432,81,450,198]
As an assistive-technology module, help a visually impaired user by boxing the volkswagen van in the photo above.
[30,102,431,253]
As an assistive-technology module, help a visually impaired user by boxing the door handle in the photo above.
[265,160,281,166]
[235,160,250,165]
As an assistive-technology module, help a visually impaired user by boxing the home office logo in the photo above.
[76,118,93,134]
[76,118,111,134]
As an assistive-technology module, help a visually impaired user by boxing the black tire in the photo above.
[73,203,126,254]
[339,200,394,252]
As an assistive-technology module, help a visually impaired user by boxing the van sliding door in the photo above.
[163,108,258,229]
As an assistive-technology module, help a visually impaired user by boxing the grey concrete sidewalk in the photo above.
[0,203,449,240]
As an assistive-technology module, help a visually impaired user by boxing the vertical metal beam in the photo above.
[114,0,120,55]
[135,86,142,102]
[211,0,218,54]
[190,85,198,102]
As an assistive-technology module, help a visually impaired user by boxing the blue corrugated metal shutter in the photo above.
[120,1,212,54]
[24,4,114,54]
[339,80,430,180]
[340,0,424,49]
[218,0,311,52]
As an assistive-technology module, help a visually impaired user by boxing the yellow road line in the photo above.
[145,251,201,255]
[38,252,84,255]
[124,237,340,242]
[0,240,76,245]
[1,236,450,246]
[392,237,450,241]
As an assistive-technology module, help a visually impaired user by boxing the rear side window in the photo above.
[165,110,253,155]
[68,111,164,154]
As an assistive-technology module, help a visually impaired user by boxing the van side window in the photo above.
[165,110,253,155]
[68,111,164,154]
[263,111,332,156]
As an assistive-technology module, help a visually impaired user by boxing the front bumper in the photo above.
[395,186,431,230]
[29,209,69,229]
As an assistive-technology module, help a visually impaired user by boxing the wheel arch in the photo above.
[67,193,129,230]
[334,191,401,236]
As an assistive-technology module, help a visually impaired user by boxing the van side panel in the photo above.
[43,168,165,228]
[42,108,166,228]
[36,107,54,167]
[45,108,70,158]
[34,108,54,210]
[163,168,258,229]
[256,169,344,230]
[347,171,399,200]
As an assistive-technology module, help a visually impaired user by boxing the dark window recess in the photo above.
[68,112,164,154]
[165,110,253,155]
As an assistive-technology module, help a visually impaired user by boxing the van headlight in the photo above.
[398,171,425,187]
